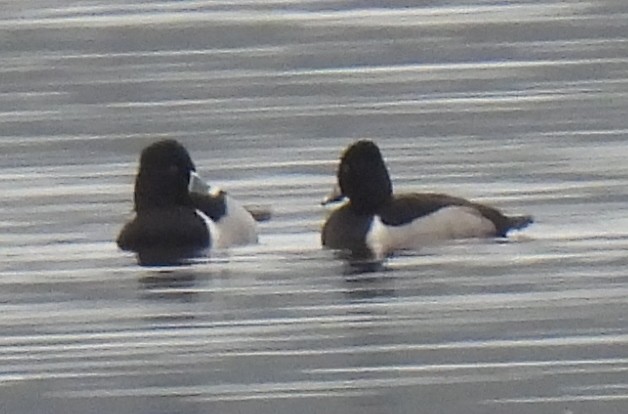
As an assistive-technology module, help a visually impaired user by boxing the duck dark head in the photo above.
[134,139,197,212]
[337,140,393,213]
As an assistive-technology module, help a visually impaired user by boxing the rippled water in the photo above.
[1,1,628,413]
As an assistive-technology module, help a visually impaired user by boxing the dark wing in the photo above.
[378,193,473,225]
[379,193,532,236]
[190,191,227,222]
[191,191,271,222]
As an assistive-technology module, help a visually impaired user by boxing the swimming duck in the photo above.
[321,140,533,259]
[117,139,258,265]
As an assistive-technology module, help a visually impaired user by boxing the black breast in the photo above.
[322,204,374,259]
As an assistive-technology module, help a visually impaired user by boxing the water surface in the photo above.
[1,1,628,413]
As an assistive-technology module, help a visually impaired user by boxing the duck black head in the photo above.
[133,139,197,211]
[337,140,393,214]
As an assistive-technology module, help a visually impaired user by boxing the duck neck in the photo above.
[133,171,192,211]
[348,188,392,215]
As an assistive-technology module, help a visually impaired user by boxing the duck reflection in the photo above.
[135,248,204,267]
[338,254,386,275]
[342,272,396,301]
[336,254,396,300]
[138,269,199,303]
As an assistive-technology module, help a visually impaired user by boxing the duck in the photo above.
[321,140,533,260]
[117,139,260,265]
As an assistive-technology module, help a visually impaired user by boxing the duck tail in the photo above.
[507,215,534,231]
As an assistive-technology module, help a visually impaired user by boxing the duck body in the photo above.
[117,206,212,265]
[189,186,258,248]
[322,140,533,260]
[117,139,257,265]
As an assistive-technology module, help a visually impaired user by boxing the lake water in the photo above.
[1,1,628,413]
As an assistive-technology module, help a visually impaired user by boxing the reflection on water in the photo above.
[138,271,199,303]
[1,1,628,413]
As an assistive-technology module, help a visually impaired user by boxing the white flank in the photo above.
[366,206,496,258]
[189,171,258,249]
[211,194,258,248]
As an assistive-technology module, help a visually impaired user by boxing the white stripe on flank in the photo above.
[195,208,215,254]
[366,206,496,259]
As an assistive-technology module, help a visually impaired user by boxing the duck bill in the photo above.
[188,171,211,195]
[321,184,346,206]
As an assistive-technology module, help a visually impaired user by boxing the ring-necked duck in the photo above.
[117,139,259,265]
[322,140,533,260]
